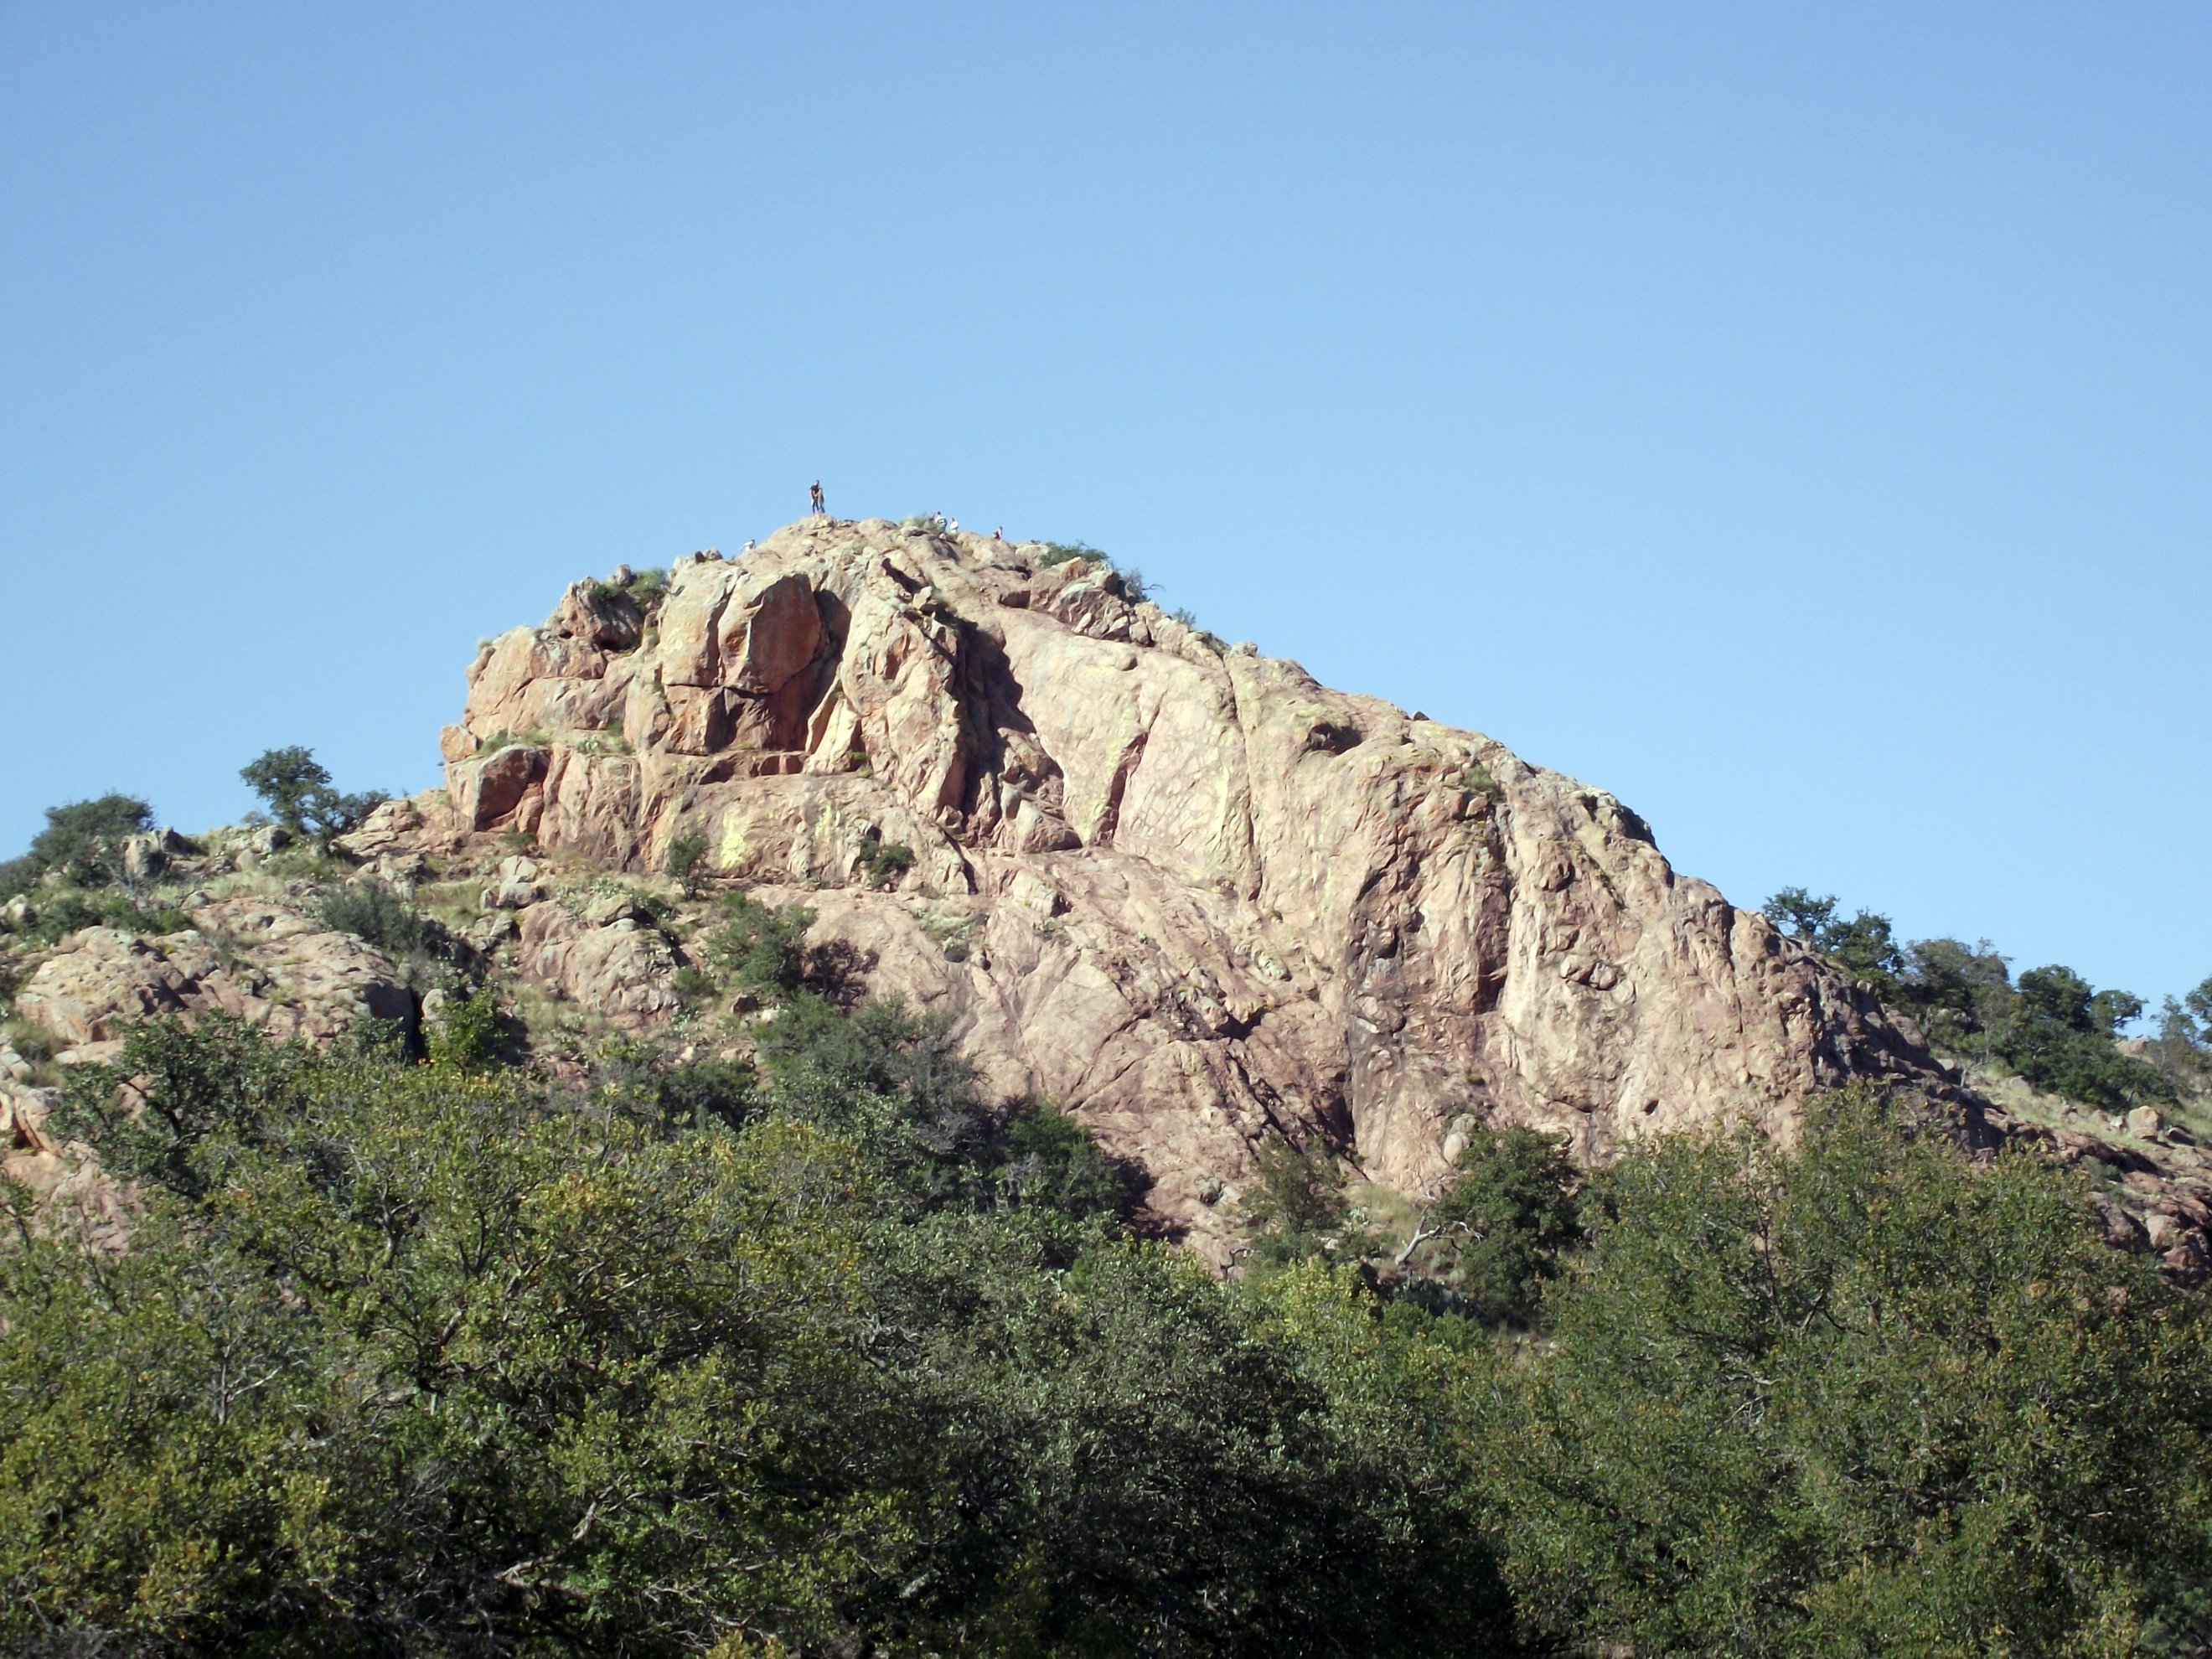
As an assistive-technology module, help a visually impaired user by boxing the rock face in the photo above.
[16,897,416,1063]
[442,518,1955,1248]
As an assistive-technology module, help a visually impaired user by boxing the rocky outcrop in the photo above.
[15,897,416,1063]
[514,894,685,1031]
[441,519,1958,1248]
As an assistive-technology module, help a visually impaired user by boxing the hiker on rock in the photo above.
[809,479,825,516]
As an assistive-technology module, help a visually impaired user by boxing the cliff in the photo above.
[430,516,1952,1247]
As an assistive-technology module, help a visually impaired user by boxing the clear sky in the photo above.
[3,4,2206,1009]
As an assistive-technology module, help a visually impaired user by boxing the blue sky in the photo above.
[3,4,2206,1008]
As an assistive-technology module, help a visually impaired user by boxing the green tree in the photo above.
[663,828,709,897]
[1898,935,2013,1056]
[1997,964,2173,1109]
[9,1010,1518,1658]
[1763,887,1907,999]
[1396,1124,1579,1323]
[707,891,815,995]
[0,793,154,897]
[238,746,382,845]
[1240,1137,1374,1268]
[1762,886,1836,941]
[1481,1088,2212,1656]
[13,1021,930,1656]
[2149,973,2212,1090]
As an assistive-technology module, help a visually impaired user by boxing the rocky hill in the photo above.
[419,515,1960,1248]
[8,515,2205,1269]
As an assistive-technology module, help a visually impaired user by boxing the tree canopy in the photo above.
[6,893,2209,1656]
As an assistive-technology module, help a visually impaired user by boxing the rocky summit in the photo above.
[411,515,1950,1253]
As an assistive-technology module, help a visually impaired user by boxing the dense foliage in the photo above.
[1483,1095,2212,1655]
[8,997,2210,1656]
[3,995,1509,1656]
[5,857,2211,1654]
[1765,887,2184,1109]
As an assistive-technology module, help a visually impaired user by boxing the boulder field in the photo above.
[432,517,1956,1248]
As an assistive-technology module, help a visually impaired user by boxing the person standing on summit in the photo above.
[809,479,825,517]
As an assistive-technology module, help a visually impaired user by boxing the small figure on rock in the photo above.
[809,479,826,516]
[743,539,757,553]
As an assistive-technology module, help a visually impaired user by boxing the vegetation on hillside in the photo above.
[3,885,2209,1654]
[1765,886,2196,1112]
[5,782,2212,1652]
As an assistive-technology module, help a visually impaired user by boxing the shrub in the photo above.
[1995,964,2174,1109]
[1897,935,2014,1056]
[315,879,444,963]
[1455,762,1504,804]
[995,1099,1134,1219]
[596,1040,757,1133]
[1036,540,1103,569]
[426,985,509,1072]
[7,1012,1517,1657]
[1394,1124,1579,1323]
[1034,540,1153,604]
[1241,1138,1375,1268]
[664,829,710,897]
[20,889,191,945]
[3,795,153,895]
[1481,1087,2212,1656]
[855,838,913,890]
[2,1016,59,1066]
[707,893,814,996]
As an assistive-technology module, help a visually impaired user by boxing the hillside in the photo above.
[8,514,2209,1271]
[5,518,2212,1655]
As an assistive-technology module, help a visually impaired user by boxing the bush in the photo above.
[1995,963,2174,1109]
[1241,1138,1376,1268]
[2147,973,2212,1092]
[663,829,709,897]
[314,879,446,964]
[2,794,153,896]
[1394,1124,1579,1323]
[706,892,814,995]
[2,1016,59,1066]
[425,985,509,1072]
[8,1010,1511,1658]
[1036,540,1104,569]
[1897,934,2014,1056]
[1480,1088,2212,1656]
[855,837,913,890]
[596,1041,757,1133]
[18,888,191,945]
[1455,761,1505,804]
[1764,886,1909,999]
[994,1100,1135,1220]
[239,747,381,846]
